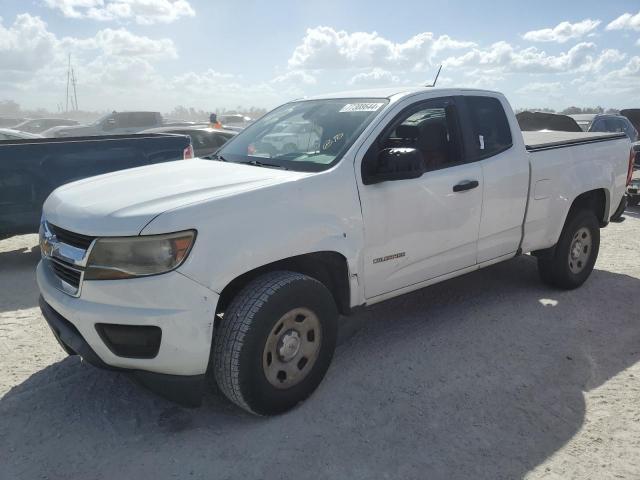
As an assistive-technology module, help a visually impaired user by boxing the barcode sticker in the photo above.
[339,103,385,113]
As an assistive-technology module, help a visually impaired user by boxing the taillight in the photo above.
[183,144,194,159]
[627,148,635,186]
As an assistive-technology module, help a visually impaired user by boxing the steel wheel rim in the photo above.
[262,307,322,389]
[568,227,592,274]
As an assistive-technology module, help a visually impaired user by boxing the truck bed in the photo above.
[523,131,627,152]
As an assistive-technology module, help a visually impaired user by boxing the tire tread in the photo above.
[213,271,313,414]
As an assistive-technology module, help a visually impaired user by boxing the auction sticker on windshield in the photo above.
[339,103,385,113]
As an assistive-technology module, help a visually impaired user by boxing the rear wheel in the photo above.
[537,210,600,289]
[213,271,338,415]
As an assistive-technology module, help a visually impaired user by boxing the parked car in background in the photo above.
[258,120,321,155]
[162,119,207,127]
[0,133,193,236]
[570,114,595,132]
[141,126,236,157]
[621,111,640,206]
[13,118,79,134]
[0,128,43,140]
[0,117,26,128]
[516,111,582,132]
[627,175,640,206]
[36,87,632,414]
[219,114,252,131]
[42,111,164,138]
[586,114,639,142]
[571,113,640,218]
[620,109,640,136]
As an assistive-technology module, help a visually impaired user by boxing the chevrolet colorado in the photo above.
[36,88,633,415]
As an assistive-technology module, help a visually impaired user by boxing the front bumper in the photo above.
[37,259,219,379]
[39,297,206,406]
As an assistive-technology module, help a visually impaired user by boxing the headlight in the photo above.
[85,230,196,280]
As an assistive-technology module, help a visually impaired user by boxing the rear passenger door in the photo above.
[359,97,484,299]
[458,95,529,263]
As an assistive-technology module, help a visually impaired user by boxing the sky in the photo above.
[1,0,640,113]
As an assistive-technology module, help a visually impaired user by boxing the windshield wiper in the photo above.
[245,159,288,170]
[203,152,229,161]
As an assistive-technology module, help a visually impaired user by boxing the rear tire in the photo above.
[213,271,338,415]
[537,210,600,290]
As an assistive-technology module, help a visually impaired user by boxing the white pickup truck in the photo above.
[37,87,634,415]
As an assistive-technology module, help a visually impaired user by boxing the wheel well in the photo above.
[568,189,608,226]
[216,252,351,317]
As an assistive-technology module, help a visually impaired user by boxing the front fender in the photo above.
[141,164,364,295]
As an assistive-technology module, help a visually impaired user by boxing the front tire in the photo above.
[537,210,600,289]
[213,271,338,415]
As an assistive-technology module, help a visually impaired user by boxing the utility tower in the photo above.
[65,54,79,112]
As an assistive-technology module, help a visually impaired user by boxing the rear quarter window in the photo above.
[463,96,513,161]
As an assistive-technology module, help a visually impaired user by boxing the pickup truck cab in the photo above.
[36,87,633,414]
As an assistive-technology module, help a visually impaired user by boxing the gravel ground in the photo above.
[1,208,640,480]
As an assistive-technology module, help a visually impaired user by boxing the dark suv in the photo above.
[591,115,639,143]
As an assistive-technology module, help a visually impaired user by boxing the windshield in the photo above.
[217,98,388,172]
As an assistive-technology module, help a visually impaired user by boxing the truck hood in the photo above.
[43,159,309,236]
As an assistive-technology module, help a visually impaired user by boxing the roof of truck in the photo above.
[301,86,501,101]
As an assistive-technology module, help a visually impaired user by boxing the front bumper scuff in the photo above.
[39,296,205,407]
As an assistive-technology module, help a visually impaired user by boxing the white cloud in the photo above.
[63,28,177,58]
[516,82,563,94]
[606,10,640,31]
[288,26,475,70]
[442,41,621,74]
[575,56,640,98]
[523,19,600,43]
[170,70,283,108]
[592,48,626,70]
[271,70,316,85]
[43,0,195,25]
[517,82,561,94]
[0,14,57,72]
[349,68,400,86]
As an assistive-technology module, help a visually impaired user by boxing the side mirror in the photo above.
[362,147,425,185]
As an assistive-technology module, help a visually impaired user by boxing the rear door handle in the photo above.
[453,180,479,192]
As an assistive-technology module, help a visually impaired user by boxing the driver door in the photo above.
[358,97,483,299]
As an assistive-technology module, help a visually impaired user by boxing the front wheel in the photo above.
[537,210,600,289]
[213,271,338,415]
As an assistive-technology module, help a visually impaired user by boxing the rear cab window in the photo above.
[459,95,513,161]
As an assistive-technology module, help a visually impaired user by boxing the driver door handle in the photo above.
[453,180,479,192]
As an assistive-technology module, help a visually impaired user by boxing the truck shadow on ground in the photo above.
[623,203,640,220]
[1,255,639,479]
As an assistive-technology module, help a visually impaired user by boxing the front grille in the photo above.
[49,224,95,250]
[50,260,82,288]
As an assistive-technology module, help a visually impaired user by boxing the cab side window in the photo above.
[380,103,462,172]
[463,96,512,160]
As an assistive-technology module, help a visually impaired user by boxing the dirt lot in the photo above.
[1,209,640,480]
